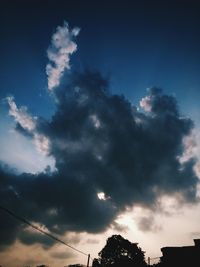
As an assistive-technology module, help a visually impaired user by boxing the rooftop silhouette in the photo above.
[160,239,200,267]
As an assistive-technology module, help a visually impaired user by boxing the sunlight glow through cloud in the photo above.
[97,192,107,201]
[7,97,51,156]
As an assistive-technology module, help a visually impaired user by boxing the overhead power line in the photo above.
[0,205,91,258]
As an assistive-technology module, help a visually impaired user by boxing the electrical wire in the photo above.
[0,205,91,258]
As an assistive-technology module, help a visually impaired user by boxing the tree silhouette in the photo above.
[68,265,84,267]
[92,234,147,267]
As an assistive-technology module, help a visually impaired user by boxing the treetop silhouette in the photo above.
[92,234,147,267]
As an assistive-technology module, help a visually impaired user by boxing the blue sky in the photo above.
[1,1,200,122]
[1,1,200,266]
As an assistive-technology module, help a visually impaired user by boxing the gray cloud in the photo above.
[0,71,199,249]
[18,229,55,249]
[111,222,129,233]
[136,215,162,232]
[51,251,74,259]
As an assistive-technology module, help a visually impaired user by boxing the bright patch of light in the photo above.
[178,129,200,179]
[97,192,106,200]
[195,162,200,179]
[115,214,136,229]
[140,95,152,112]
[34,133,50,155]
[0,115,55,174]
[90,114,101,129]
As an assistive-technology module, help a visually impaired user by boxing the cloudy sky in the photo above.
[0,0,200,266]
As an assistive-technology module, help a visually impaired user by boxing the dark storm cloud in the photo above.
[18,229,55,248]
[0,71,199,249]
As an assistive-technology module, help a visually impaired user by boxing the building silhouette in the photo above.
[160,239,200,266]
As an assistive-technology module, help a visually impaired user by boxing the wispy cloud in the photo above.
[179,129,200,178]
[7,96,36,131]
[7,96,50,156]
[46,21,80,90]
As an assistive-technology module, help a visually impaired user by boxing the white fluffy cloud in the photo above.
[46,21,80,90]
[7,97,50,156]
[179,129,200,178]
[140,95,152,112]
[33,133,51,155]
[7,96,36,131]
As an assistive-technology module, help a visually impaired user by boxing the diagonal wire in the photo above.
[0,205,92,258]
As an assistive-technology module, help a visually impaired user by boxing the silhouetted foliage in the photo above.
[68,264,84,267]
[92,258,101,267]
[92,235,147,267]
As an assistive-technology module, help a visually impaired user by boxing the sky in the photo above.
[0,0,200,266]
